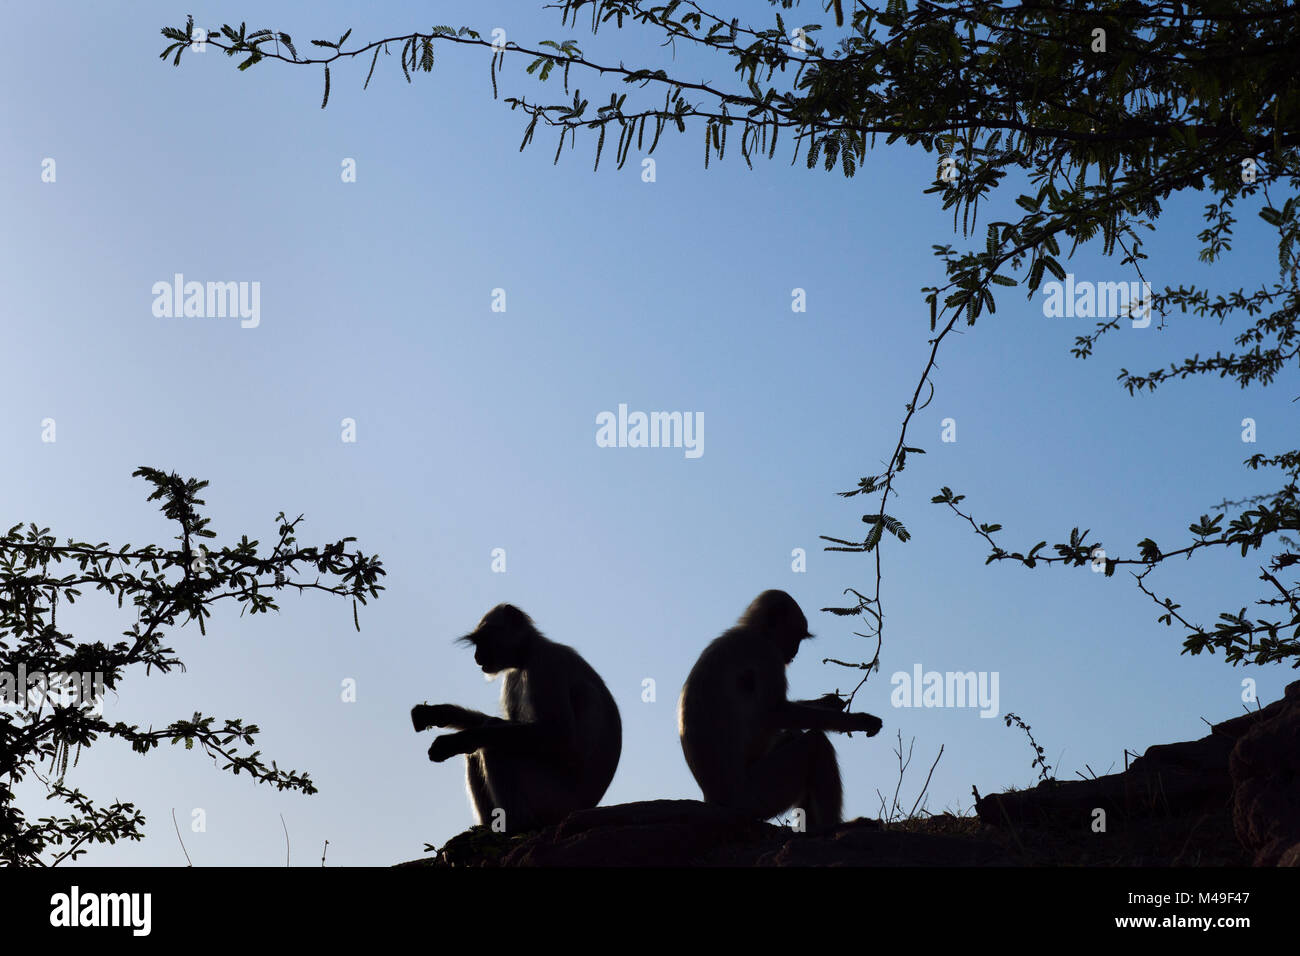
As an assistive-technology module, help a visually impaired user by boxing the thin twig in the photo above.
[908,744,945,818]
[172,808,193,867]
[889,730,915,822]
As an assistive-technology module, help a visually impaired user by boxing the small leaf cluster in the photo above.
[0,468,385,866]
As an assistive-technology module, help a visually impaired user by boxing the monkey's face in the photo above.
[745,590,812,664]
[459,605,531,674]
[775,628,811,665]
[470,630,518,674]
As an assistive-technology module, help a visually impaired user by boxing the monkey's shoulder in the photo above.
[510,641,616,715]
[685,630,785,704]
[531,640,609,687]
[693,629,784,673]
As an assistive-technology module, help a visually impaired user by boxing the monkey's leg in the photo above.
[742,730,843,830]
[478,749,580,832]
[465,751,494,826]
[797,730,843,830]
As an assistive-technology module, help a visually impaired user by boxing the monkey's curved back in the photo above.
[564,644,622,797]
[507,638,621,801]
[678,627,786,800]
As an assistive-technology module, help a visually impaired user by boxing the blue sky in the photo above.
[2,1,1294,865]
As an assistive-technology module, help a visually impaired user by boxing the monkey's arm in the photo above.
[411,703,505,732]
[459,721,548,751]
[794,693,847,711]
[772,701,882,736]
[449,681,583,766]
[427,720,579,765]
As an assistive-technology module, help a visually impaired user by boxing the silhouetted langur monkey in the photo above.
[412,604,622,832]
[678,589,882,830]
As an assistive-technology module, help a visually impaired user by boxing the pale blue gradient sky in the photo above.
[2,1,1293,866]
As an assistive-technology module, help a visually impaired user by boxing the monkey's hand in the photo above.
[428,732,470,763]
[850,712,883,736]
[411,703,458,732]
[411,704,434,732]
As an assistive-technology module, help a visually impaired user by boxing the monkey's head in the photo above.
[742,589,812,664]
[457,603,537,675]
